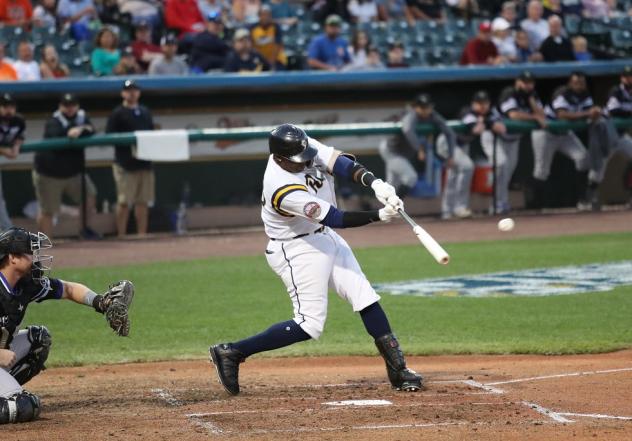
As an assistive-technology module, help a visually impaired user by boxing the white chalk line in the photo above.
[185,401,512,417]
[557,412,632,421]
[151,388,224,435]
[486,367,632,386]
[522,401,574,423]
[462,380,505,394]
[243,421,464,434]
[189,416,224,435]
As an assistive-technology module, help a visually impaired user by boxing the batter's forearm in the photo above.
[332,154,377,187]
[320,206,380,228]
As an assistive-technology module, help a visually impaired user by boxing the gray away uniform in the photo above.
[379,108,456,195]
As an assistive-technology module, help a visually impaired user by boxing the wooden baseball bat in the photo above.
[397,209,450,265]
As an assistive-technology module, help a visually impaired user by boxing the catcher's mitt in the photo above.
[100,280,134,336]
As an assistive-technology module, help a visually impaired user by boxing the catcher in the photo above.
[0,227,134,424]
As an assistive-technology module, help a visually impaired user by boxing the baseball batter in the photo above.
[0,227,134,425]
[210,124,423,395]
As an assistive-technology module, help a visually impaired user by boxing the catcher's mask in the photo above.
[0,227,53,284]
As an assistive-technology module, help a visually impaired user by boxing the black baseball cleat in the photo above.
[393,368,424,392]
[209,343,245,396]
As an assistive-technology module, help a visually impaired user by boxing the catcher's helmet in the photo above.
[0,227,53,283]
[269,124,317,163]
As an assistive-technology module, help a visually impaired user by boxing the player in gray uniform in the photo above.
[0,227,134,425]
[379,94,457,197]
[210,124,423,396]
[438,91,507,219]
[532,72,592,209]
[493,71,547,213]
[587,66,632,209]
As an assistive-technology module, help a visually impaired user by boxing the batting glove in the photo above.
[378,205,399,223]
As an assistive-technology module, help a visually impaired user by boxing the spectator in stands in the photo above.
[532,72,593,209]
[251,5,287,70]
[40,44,70,78]
[514,28,543,62]
[0,43,17,81]
[582,0,609,17]
[97,0,132,31]
[521,0,549,51]
[190,11,230,72]
[379,93,456,197]
[376,0,414,22]
[33,93,100,239]
[148,34,189,75]
[407,0,445,22]
[346,44,384,69]
[460,21,506,65]
[106,80,155,238]
[91,27,120,76]
[231,0,261,26]
[165,0,205,36]
[386,40,408,67]
[224,27,270,72]
[492,17,516,61]
[307,14,350,71]
[13,40,41,81]
[118,0,161,29]
[551,0,584,16]
[268,0,298,26]
[347,29,370,69]
[347,0,378,23]
[498,1,518,28]
[539,15,574,62]
[310,0,352,24]
[131,21,161,72]
[198,0,230,20]
[114,46,142,74]
[0,0,32,27]
[495,71,547,213]
[542,0,562,17]
[57,0,97,41]
[572,35,592,60]
[445,0,480,20]
[0,93,23,229]
[33,0,57,28]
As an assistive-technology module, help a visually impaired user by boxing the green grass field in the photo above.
[23,232,632,367]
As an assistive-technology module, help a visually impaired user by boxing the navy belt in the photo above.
[270,226,325,241]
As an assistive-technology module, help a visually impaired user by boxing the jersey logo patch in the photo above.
[303,202,322,219]
[305,174,324,192]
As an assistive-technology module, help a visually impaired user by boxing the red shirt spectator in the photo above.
[460,22,503,65]
[0,0,33,26]
[165,0,205,36]
[131,21,162,72]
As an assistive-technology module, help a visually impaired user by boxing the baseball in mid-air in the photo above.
[498,218,515,232]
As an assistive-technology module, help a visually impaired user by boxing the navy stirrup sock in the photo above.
[232,320,311,358]
[360,302,392,339]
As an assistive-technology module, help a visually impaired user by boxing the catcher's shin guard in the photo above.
[10,326,51,386]
[0,391,41,424]
[375,333,423,391]
[209,343,245,396]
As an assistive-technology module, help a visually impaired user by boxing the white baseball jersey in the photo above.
[260,137,380,339]
[261,137,339,240]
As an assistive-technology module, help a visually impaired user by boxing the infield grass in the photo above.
[23,231,632,366]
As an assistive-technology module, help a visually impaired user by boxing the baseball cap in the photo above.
[492,17,510,32]
[60,93,78,105]
[122,79,140,90]
[622,66,632,76]
[135,20,150,30]
[413,93,433,107]
[479,21,492,32]
[325,14,343,26]
[160,34,178,46]
[207,11,222,22]
[472,90,491,103]
[0,93,15,105]
[233,28,250,41]
[518,70,535,82]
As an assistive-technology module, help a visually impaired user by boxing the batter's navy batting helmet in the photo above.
[268,124,317,163]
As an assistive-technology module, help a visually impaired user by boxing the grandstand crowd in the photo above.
[0,0,630,77]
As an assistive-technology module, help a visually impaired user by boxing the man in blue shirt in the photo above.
[307,14,350,71]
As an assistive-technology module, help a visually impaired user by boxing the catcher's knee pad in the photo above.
[0,391,41,424]
[10,326,52,386]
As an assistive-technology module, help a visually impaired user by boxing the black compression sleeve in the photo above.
[341,210,381,228]
[350,162,377,187]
